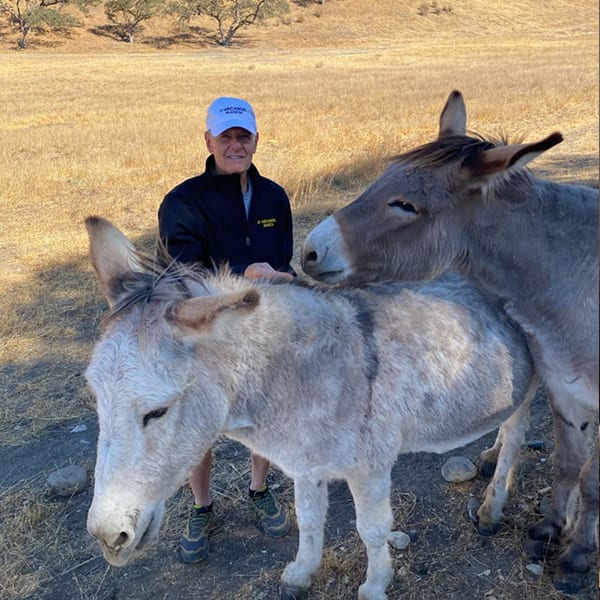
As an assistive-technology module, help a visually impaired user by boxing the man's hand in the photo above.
[244,262,294,282]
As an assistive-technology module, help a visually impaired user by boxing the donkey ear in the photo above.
[85,215,140,308]
[167,288,260,341]
[439,90,467,138]
[463,132,563,177]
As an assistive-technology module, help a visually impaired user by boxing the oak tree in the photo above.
[0,0,97,48]
[104,0,166,43]
[172,0,289,46]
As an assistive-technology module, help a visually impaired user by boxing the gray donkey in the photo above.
[85,216,536,600]
[302,90,599,592]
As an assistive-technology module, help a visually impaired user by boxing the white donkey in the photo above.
[85,216,537,600]
[302,90,599,593]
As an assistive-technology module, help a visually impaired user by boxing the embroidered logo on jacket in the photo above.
[257,218,277,228]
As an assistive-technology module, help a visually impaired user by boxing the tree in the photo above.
[0,0,97,48]
[172,0,289,46]
[104,0,165,43]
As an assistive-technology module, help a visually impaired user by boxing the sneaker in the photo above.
[179,504,215,563]
[249,486,291,538]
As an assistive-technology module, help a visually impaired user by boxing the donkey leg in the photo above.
[558,440,599,571]
[280,477,328,600]
[478,439,501,480]
[347,469,393,600]
[477,381,535,535]
[528,394,590,555]
[553,430,599,593]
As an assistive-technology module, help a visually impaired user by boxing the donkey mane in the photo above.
[392,133,535,201]
[108,247,206,322]
[392,132,530,170]
[392,134,494,168]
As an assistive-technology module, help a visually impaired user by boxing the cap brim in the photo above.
[208,118,257,136]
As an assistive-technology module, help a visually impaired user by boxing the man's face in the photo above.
[205,127,258,175]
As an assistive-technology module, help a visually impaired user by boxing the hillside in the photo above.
[0,0,597,53]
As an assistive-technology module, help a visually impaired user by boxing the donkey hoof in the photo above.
[553,572,586,595]
[280,583,309,600]
[478,459,497,480]
[528,518,560,544]
[524,537,553,562]
[478,520,502,536]
[559,548,592,576]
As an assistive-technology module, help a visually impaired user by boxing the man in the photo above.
[158,96,294,563]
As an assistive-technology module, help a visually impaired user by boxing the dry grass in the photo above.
[0,1,598,598]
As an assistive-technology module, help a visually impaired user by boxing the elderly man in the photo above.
[158,96,294,563]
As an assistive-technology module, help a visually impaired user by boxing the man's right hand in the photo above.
[244,262,294,282]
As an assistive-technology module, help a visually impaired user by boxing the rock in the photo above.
[538,495,552,516]
[388,530,411,550]
[526,439,545,451]
[47,465,88,497]
[526,563,543,577]
[441,456,477,482]
[70,424,88,433]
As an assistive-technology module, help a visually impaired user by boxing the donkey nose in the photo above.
[301,243,320,269]
[302,214,345,275]
[302,231,330,271]
[108,530,130,550]
[88,521,135,552]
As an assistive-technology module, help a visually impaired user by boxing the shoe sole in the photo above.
[179,546,209,563]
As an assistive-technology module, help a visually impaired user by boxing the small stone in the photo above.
[70,424,88,433]
[526,439,545,451]
[388,530,410,550]
[538,495,552,516]
[47,465,88,496]
[526,563,543,577]
[441,456,477,482]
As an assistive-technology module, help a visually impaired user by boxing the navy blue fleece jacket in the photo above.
[158,155,294,275]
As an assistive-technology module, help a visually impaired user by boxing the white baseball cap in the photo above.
[205,97,257,136]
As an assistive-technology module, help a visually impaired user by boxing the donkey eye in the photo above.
[143,407,168,427]
[388,199,418,214]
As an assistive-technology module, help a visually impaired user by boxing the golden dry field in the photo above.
[0,1,598,599]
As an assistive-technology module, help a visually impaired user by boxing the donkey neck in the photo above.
[207,282,373,437]
[464,179,598,300]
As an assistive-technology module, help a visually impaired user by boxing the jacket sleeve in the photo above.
[158,191,210,266]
